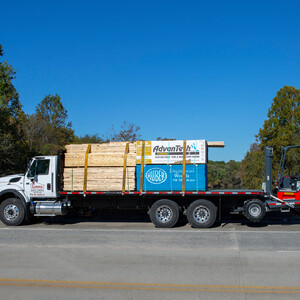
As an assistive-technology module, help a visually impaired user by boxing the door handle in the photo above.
[47,183,51,190]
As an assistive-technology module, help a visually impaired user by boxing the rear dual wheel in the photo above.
[150,199,217,228]
[187,199,217,228]
[149,199,179,228]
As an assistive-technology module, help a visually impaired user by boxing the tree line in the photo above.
[0,45,141,175]
[1,44,299,189]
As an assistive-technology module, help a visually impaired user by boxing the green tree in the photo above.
[105,121,141,142]
[25,94,75,155]
[0,44,27,175]
[241,86,300,188]
[240,143,264,189]
[257,86,300,159]
[207,160,241,189]
[73,133,103,144]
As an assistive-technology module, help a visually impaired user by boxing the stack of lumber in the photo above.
[63,142,136,191]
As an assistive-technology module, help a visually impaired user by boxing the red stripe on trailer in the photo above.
[123,192,140,195]
[60,190,264,196]
[295,202,300,205]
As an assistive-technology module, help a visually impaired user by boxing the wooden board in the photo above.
[63,165,136,191]
[63,183,136,191]
[64,153,136,167]
[207,141,225,148]
[65,142,136,154]
[63,167,135,179]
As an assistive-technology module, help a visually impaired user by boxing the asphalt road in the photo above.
[1,212,300,299]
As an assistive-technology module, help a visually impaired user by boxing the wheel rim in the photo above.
[193,206,210,223]
[156,206,173,223]
[4,204,19,221]
[249,204,261,217]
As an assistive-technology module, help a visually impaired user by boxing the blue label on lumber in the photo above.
[136,164,207,191]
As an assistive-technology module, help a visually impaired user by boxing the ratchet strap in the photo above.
[83,144,91,193]
[182,140,186,195]
[122,142,130,194]
[139,141,145,193]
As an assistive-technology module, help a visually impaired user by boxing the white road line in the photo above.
[1,227,300,234]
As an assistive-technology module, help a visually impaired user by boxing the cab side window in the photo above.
[36,160,50,175]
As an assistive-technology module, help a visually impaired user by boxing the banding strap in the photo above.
[182,140,186,195]
[71,168,74,192]
[122,142,130,194]
[139,141,145,193]
[168,142,172,192]
[83,144,91,193]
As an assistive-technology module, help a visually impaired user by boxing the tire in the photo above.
[149,199,179,228]
[0,198,26,226]
[243,199,265,222]
[187,199,217,228]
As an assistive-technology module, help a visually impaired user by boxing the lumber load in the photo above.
[62,139,225,192]
[63,142,137,191]
[63,167,136,191]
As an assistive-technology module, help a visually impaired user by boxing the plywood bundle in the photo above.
[63,142,137,191]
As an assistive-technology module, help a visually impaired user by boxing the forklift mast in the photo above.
[276,145,300,191]
[264,146,273,195]
[277,146,300,180]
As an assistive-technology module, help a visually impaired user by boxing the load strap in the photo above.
[83,144,91,193]
[139,141,145,193]
[122,142,130,194]
[182,140,186,195]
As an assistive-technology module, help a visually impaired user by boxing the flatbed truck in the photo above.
[0,146,299,228]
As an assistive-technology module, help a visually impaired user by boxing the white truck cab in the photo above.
[0,156,67,226]
[0,156,58,201]
[24,156,58,199]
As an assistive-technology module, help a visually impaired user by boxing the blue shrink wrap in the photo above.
[136,164,207,191]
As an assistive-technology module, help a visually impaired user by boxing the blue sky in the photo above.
[1,0,299,161]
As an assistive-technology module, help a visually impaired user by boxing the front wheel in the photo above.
[149,199,179,228]
[0,198,26,226]
[187,199,217,228]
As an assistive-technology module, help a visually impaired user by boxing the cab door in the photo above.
[24,158,57,198]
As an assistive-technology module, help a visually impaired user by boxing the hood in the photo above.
[0,174,24,186]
